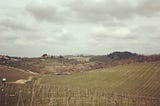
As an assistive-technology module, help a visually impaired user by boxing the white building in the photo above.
[2,78,6,82]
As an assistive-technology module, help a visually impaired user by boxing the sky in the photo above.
[0,0,160,57]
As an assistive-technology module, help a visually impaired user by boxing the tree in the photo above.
[42,54,48,58]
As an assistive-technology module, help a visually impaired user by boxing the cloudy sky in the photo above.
[0,0,160,57]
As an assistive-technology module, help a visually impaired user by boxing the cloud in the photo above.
[0,31,42,46]
[0,0,160,56]
[88,19,160,55]
[0,19,35,31]
[25,0,160,24]
[90,26,133,41]
[65,0,160,23]
[44,29,74,46]
[26,1,67,23]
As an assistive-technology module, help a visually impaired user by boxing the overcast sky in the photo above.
[0,0,160,57]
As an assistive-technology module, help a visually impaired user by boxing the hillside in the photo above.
[0,55,95,74]
[0,52,160,75]
[90,51,137,62]
[89,51,160,69]
[90,51,160,63]
[40,61,160,98]
[0,65,34,82]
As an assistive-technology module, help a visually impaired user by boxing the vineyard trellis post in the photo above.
[1,83,160,106]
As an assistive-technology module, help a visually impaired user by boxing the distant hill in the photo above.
[90,51,138,62]
[0,52,160,74]
[0,55,92,74]
[90,51,160,63]
[107,51,137,60]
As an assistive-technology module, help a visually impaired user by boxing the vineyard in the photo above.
[0,61,160,106]
[40,61,160,97]
[0,83,160,106]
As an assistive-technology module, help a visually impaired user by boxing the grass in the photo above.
[40,61,160,97]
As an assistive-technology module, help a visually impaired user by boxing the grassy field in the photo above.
[40,61,160,98]
[0,65,35,82]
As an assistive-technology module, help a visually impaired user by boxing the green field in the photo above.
[40,61,160,98]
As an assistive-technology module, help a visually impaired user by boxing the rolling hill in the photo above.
[0,52,160,75]
[0,65,35,83]
[0,53,160,105]
[40,61,160,98]
[90,51,138,62]
[0,55,93,74]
